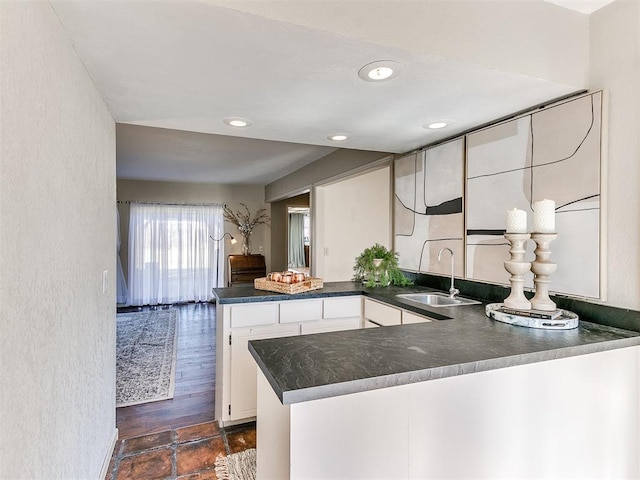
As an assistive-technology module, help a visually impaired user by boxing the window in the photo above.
[128,203,224,305]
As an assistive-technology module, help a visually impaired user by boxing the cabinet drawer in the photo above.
[279,299,323,323]
[230,303,279,328]
[402,310,433,325]
[300,317,361,335]
[323,296,362,319]
[364,298,401,326]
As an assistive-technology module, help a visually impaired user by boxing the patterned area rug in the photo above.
[215,449,256,480]
[116,309,178,407]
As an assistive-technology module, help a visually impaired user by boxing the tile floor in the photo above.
[106,421,256,480]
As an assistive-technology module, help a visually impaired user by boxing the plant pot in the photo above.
[372,258,387,286]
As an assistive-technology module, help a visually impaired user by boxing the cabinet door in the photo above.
[402,310,433,324]
[364,298,401,326]
[229,323,299,422]
[300,317,361,335]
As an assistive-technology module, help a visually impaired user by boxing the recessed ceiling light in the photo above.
[328,134,348,141]
[223,117,252,127]
[358,60,402,82]
[424,120,454,130]
[367,66,394,81]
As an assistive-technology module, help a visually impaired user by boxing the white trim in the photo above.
[265,185,311,204]
[426,90,589,149]
[99,428,118,480]
[599,89,609,302]
[313,155,394,189]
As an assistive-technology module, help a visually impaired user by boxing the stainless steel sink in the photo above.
[396,292,481,307]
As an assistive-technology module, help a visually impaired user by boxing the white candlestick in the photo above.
[530,233,558,311]
[533,199,556,233]
[503,233,532,310]
[506,208,527,233]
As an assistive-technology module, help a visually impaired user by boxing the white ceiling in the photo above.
[116,124,337,184]
[50,0,608,185]
[543,0,616,14]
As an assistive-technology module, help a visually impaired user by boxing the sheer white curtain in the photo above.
[116,206,129,304]
[128,203,224,306]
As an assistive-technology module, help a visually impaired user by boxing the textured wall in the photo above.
[0,2,117,478]
[590,0,640,310]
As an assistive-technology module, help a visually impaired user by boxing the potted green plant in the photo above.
[353,243,412,287]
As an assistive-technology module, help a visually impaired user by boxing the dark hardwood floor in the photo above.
[116,302,217,439]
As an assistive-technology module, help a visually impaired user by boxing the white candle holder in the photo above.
[503,233,532,310]
[530,233,558,311]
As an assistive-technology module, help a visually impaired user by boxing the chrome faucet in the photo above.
[438,247,459,298]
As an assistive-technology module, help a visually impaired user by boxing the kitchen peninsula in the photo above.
[213,282,640,479]
[213,282,452,427]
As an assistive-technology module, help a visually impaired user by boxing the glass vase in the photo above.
[241,235,251,255]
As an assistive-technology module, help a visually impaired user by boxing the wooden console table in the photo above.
[228,254,266,287]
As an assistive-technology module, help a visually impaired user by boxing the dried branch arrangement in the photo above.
[223,203,270,237]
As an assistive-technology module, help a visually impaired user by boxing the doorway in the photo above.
[268,192,310,273]
[288,206,310,275]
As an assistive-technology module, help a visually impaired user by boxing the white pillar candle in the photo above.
[533,199,556,233]
[506,208,527,233]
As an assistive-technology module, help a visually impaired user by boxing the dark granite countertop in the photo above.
[212,280,364,304]
[213,281,465,320]
[234,283,640,405]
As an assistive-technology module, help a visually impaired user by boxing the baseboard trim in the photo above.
[99,427,118,480]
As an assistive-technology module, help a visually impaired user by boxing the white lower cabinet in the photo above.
[218,294,435,426]
[229,323,299,421]
[364,298,401,326]
[365,297,435,326]
[217,295,364,426]
[402,310,433,324]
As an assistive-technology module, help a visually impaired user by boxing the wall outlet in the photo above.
[259,246,263,253]
[324,247,329,256]
[102,269,108,293]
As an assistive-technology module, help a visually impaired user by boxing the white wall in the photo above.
[315,166,391,282]
[0,2,117,479]
[589,0,640,310]
[117,179,271,280]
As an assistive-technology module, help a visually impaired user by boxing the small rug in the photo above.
[214,449,256,480]
[116,309,178,407]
